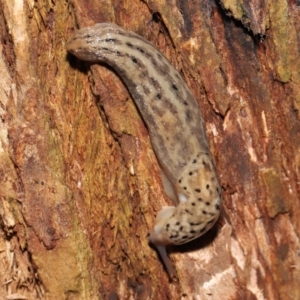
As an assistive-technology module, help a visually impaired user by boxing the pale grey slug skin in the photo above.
[67,23,222,248]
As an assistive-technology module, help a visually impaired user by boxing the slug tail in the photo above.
[155,245,175,279]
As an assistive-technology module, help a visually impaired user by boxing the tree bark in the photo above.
[0,0,300,299]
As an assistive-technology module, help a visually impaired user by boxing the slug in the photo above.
[67,23,222,277]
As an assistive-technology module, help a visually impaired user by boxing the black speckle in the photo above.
[205,202,210,206]
[132,57,137,63]
[151,58,158,67]
[137,47,144,53]
[102,47,109,51]
[209,212,215,216]
[191,202,196,206]
[181,235,188,239]
[190,221,202,226]
[183,187,187,190]
[170,233,179,239]
[198,198,203,201]
[166,223,170,228]
[185,209,193,215]
[195,188,201,193]
[105,38,115,42]
[156,93,161,99]
[193,159,197,163]
[202,210,207,215]
[172,83,178,91]
[189,172,193,176]
[200,227,207,233]
[183,101,188,106]
[178,179,182,183]
[215,204,220,210]
[190,230,196,234]
[206,184,210,189]
[157,53,164,60]
[116,51,121,56]
[126,42,133,47]
[179,226,183,231]
[185,110,192,122]
[175,222,180,225]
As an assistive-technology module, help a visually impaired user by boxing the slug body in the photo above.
[67,23,222,277]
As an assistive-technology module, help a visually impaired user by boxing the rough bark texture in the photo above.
[0,0,300,299]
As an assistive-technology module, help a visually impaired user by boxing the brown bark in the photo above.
[0,0,300,299]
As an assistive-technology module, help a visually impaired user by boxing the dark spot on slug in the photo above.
[180,226,183,231]
[157,53,163,60]
[151,58,158,67]
[156,93,161,99]
[132,57,137,63]
[209,212,215,216]
[195,188,201,193]
[202,210,207,215]
[166,223,170,228]
[126,42,133,47]
[116,51,121,56]
[185,209,193,215]
[143,85,151,95]
[172,83,178,91]
[178,179,182,183]
[105,38,116,42]
[193,159,197,163]
[190,221,202,226]
[183,101,188,106]
[102,47,109,51]
[137,47,144,53]
[215,204,220,210]
[191,202,196,206]
[185,110,192,122]
[181,235,188,239]
[176,222,180,225]
[198,198,203,201]
[189,172,193,176]
[206,184,210,189]
[200,227,207,233]
[205,202,210,206]
[190,230,196,234]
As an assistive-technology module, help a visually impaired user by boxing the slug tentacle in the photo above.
[67,23,222,278]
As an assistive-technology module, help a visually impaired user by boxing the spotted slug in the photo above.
[67,23,222,277]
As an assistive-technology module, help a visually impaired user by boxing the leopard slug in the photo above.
[67,23,222,277]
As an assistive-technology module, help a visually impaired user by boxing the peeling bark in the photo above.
[0,0,300,299]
